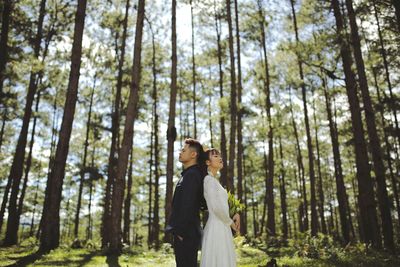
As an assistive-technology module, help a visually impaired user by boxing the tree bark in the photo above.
[289,0,318,237]
[123,148,134,244]
[257,0,275,237]
[372,0,400,148]
[346,0,394,251]
[190,0,197,139]
[289,89,308,231]
[165,0,178,241]
[331,0,381,248]
[149,25,160,249]
[108,0,145,253]
[322,73,350,243]
[234,0,245,235]
[392,0,400,32]
[102,0,130,248]
[312,96,327,235]
[39,0,87,252]
[0,0,12,101]
[226,0,237,193]
[278,136,288,240]
[74,76,95,239]
[4,0,47,246]
[213,0,228,189]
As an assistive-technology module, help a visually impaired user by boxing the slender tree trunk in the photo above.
[17,89,41,222]
[165,0,178,241]
[29,175,40,237]
[213,0,228,189]
[190,0,197,138]
[392,0,400,32]
[86,146,95,241]
[278,136,288,239]
[0,109,6,152]
[289,90,308,231]
[242,153,248,235]
[331,0,381,248]
[234,0,245,235]
[289,0,318,236]
[102,0,130,248]
[0,0,12,100]
[226,0,237,193]
[322,74,350,243]
[372,0,400,148]
[4,0,47,246]
[373,68,400,230]
[123,148,134,244]
[148,123,154,247]
[149,25,160,249]
[39,0,87,252]
[108,0,145,253]
[74,75,95,239]
[346,0,394,251]
[257,0,275,237]
[312,95,327,235]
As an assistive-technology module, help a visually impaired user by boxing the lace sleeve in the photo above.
[203,176,233,227]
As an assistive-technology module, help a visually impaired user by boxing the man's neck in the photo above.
[183,161,197,170]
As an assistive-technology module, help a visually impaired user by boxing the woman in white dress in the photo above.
[200,148,240,267]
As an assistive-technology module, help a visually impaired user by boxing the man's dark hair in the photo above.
[184,138,204,163]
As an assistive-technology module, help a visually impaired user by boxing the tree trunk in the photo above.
[257,0,275,237]
[213,0,228,189]
[29,175,40,237]
[17,89,41,222]
[165,0,178,241]
[392,0,400,32]
[123,148,134,244]
[74,75,95,239]
[0,109,7,152]
[190,0,197,139]
[372,0,400,148]
[226,0,237,193]
[234,0,244,235]
[289,89,308,231]
[331,0,381,248]
[150,25,161,249]
[278,136,288,240]
[312,95,327,235]
[322,73,350,243]
[108,0,145,253]
[4,0,47,246]
[102,0,130,248]
[39,0,87,252]
[0,0,12,100]
[86,146,95,241]
[346,0,394,251]
[289,0,318,237]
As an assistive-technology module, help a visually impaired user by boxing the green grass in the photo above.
[0,237,399,266]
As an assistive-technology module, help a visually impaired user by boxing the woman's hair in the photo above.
[199,148,221,176]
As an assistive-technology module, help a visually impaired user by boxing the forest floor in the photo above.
[0,236,400,266]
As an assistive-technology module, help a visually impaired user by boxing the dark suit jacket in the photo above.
[166,164,205,240]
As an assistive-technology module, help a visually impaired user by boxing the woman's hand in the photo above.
[230,222,239,232]
[233,213,240,231]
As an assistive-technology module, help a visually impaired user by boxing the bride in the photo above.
[200,148,240,267]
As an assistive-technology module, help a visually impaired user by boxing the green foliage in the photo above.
[227,191,245,217]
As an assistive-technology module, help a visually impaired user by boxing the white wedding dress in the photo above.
[200,172,236,267]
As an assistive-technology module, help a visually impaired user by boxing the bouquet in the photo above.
[227,191,245,217]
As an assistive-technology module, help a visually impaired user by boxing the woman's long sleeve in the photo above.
[204,176,234,227]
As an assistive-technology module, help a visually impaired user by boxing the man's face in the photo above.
[179,143,196,163]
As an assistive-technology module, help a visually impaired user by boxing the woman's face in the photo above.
[206,152,223,171]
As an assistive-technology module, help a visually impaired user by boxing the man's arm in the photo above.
[172,171,202,239]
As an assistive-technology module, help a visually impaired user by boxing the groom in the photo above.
[166,138,205,267]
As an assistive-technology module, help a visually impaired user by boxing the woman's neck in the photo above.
[209,167,218,177]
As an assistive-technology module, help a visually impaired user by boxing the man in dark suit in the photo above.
[166,138,205,267]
